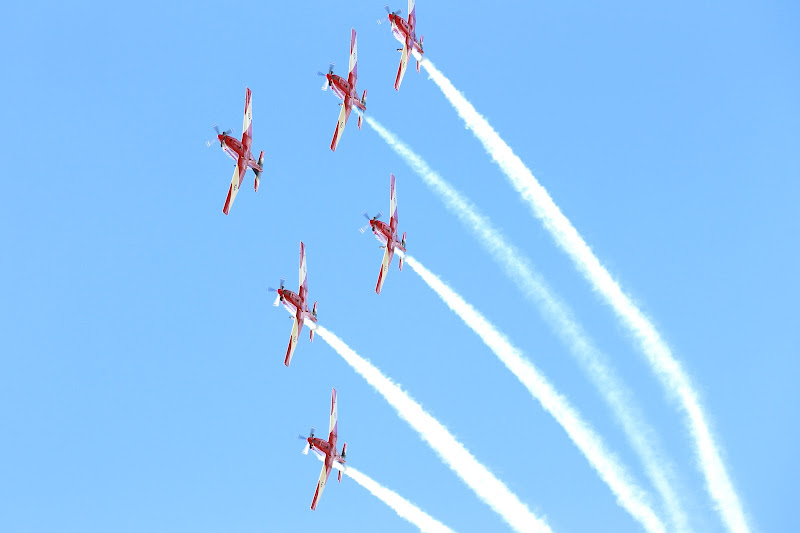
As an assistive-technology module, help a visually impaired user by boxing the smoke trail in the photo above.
[419,58,749,533]
[315,326,552,533]
[309,452,455,533]
[365,116,689,532]
[403,255,666,533]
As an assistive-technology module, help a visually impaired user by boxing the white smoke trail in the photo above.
[403,255,666,533]
[309,452,455,533]
[420,58,749,533]
[315,326,552,533]
[365,116,689,532]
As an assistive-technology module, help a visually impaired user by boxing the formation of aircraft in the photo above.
[298,388,348,510]
[318,29,368,151]
[208,87,265,215]
[384,0,425,90]
[360,173,407,294]
[268,242,318,367]
[206,2,425,512]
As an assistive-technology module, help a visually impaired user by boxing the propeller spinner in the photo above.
[358,210,383,234]
[297,426,316,455]
[316,63,335,91]
[379,5,402,23]
[267,278,286,307]
[206,124,234,147]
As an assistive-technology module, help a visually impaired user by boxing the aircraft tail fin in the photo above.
[399,232,406,270]
[338,442,348,482]
[309,301,318,341]
[358,90,367,130]
[417,36,424,72]
[254,150,265,192]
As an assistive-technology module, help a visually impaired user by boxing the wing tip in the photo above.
[284,340,294,367]
[222,187,233,215]
[331,124,341,151]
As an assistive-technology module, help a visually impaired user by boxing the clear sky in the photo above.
[1,1,798,532]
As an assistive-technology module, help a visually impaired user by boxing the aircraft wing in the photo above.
[394,41,410,91]
[329,388,338,444]
[310,460,332,510]
[284,315,303,367]
[408,0,416,32]
[330,103,352,152]
[389,173,398,226]
[299,241,308,302]
[242,87,253,153]
[348,29,358,88]
[375,246,393,295]
[222,156,248,215]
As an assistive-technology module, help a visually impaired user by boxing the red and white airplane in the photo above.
[298,387,347,510]
[318,29,367,151]
[268,242,318,366]
[384,1,424,90]
[360,173,406,294]
[208,87,265,215]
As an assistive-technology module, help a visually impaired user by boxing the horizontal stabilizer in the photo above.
[254,150,264,192]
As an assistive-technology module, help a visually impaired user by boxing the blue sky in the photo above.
[1,1,798,532]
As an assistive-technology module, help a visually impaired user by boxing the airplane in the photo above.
[317,28,367,151]
[360,173,406,294]
[384,1,424,90]
[207,87,265,215]
[298,387,347,510]
[268,242,318,366]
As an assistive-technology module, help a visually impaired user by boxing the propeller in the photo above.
[205,124,234,147]
[359,210,383,234]
[378,5,402,23]
[316,63,335,91]
[297,426,315,454]
[205,124,220,147]
[267,278,286,307]
[297,434,310,455]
